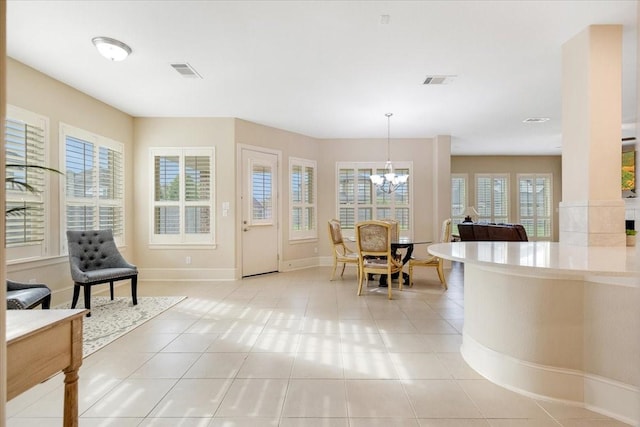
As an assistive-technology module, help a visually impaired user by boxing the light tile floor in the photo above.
[6,264,631,426]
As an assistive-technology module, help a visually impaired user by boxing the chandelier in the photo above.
[369,113,409,194]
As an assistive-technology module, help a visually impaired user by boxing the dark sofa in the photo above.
[457,223,528,242]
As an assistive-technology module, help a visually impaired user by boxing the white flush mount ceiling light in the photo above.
[523,117,550,123]
[91,37,132,61]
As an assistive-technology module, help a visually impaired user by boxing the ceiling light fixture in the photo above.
[91,36,132,61]
[523,117,550,123]
[370,113,409,194]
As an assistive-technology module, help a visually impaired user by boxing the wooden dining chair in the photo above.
[408,218,452,289]
[355,220,404,299]
[328,219,359,281]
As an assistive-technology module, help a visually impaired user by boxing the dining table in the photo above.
[378,237,431,286]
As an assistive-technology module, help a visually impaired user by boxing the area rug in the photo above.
[57,296,186,357]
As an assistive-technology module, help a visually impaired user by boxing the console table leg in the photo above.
[63,367,79,427]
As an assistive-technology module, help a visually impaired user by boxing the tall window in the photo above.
[451,174,468,232]
[476,173,509,223]
[150,148,214,245]
[518,174,552,240]
[290,157,317,240]
[337,161,412,237]
[61,125,124,249]
[5,106,49,260]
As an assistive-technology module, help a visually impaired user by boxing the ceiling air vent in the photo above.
[423,75,456,85]
[523,117,550,123]
[170,63,203,79]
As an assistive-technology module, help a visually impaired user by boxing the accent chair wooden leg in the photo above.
[71,285,80,308]
[340,263,346,278]
[330,257,338,281]
[109,281,114,300]
[131,276,138,305]
[42,293,52,309]
[83,285,92,317]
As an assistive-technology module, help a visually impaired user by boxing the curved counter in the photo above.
[429,241,640,425]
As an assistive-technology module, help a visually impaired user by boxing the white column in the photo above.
[433,135,452,237]
[560,25,625,246]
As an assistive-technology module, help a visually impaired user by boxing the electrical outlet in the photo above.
[314,247,318,254]
[185,256,192,265]
[28,278,37,284]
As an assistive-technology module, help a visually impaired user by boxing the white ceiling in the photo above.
[6,0,639,155]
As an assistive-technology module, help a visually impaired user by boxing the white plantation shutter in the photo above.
[518,174,552,240]
[185,155,211,234]
[150,148,214,245]
[251,162,273,223]
[290,158,317,240]
[154,155,180,235]
[62,125,125,249]
[99,146,124,235]
[65,136,96,231]
[5,115,46,249]
[336,161,412,238]
[451,174,467,232]
[476,174,509,223]
[338,168,356,229]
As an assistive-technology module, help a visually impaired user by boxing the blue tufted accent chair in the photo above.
[66,229,137,317]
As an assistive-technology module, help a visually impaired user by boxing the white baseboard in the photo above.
[280,257,320,271]
[584,374,639,425]
[461,332,639,425]
[139,267,237,281]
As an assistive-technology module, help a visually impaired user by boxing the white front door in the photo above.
[241,147,279,277]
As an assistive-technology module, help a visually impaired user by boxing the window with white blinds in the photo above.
[150,148,214,245]
[451,174,468,233]
[518,173,552,240]
[5,106,49,260]
[251,162,273,224]
[61,125,124,249]
[475,173,509,223]
[290,157,317,240]
[337,161,412,238]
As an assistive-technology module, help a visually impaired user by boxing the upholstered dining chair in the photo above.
[380,218,402,261]
[355,220,404,299]
[328,219,359,281]
[66,229,138,316]
[6,280,51,309]
[408,218,452,290]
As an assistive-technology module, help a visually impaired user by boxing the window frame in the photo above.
[60,123,125,253]
[149,147,215,246]
[289,157,317,241]
[5,105,50,262]
[336,161,413,239]
[517,173,553,241]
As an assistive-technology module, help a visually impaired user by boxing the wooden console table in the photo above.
[6,309,87,427]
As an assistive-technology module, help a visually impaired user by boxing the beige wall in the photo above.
[235,119,320,268]
[451,156,562,241]
[5,57,564,289]
[6,58,134,304]
[317,137,449,257]
[133,118,236,280]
